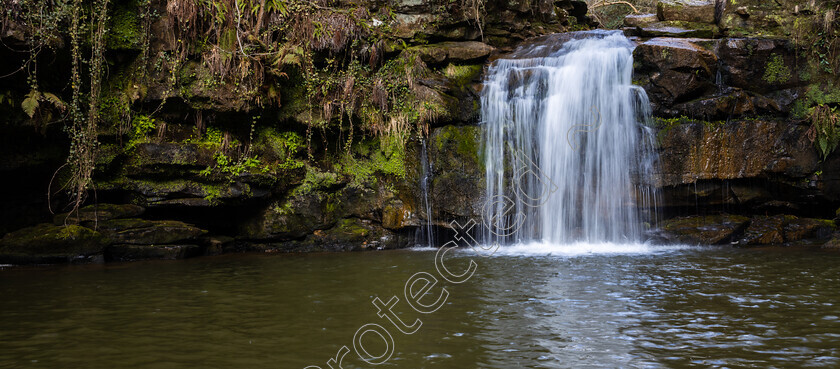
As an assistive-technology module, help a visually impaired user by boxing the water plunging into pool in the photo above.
[481,30,659,246]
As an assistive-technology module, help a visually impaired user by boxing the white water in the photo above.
[481,31,659,246]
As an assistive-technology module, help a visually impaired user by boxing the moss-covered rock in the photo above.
[0,224,111,263]
[97,219,207,245]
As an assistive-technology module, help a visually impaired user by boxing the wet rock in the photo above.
[633,38,718,107]
[717,38,803,94]
[382,200,421,230]
[660,214,750,244]
[783,218,835,242]
[822,235,840,249]
[636,21,721,38]
[53,203,145,226]
[736,215,790,245]
[410,42,495,65]
[624,13,659,27]
[735,215,834,246]
[657,119,817,187]
[657,0,717,24]
[669,90,754,120]
[105,244,202,261]
[0,224,111,263]
[256,218,408,252]
[97,219,207,245]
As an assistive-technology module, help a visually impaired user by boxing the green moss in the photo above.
[763,54,791,84]
[435,125,479,160]
[252,127,305,170]
[335,137,407,189]
[443,64,482,87]
[293,166,342,196]
[106,1,142,50]
[128,115,156,148]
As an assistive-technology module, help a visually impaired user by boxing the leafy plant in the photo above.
[806,104,840,160]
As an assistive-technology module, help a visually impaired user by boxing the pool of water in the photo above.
[1,244,839,368]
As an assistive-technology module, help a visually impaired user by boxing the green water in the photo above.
[1,245,839,368]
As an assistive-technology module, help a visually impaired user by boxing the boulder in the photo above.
[657,0,717,23]
[660,214,750,244]
[736,215,834,246]
[97,219,207,245]
[736,215,790,245]
[0,223,111,263]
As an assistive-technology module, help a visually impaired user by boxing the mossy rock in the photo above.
[53,203,145,226]
[0,223,111,263]
[97,219,207,245]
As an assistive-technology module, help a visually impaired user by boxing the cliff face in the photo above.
[1,0,838,262]
[0,0,591,262]
[630,0,840,246]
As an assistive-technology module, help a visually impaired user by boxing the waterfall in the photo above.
[481,30,659,245]
[417,138,435,247]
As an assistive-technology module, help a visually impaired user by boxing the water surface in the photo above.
[1,245,839,368]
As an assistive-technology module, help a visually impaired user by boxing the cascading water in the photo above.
[417,138,436,247]
[481,30,660,246]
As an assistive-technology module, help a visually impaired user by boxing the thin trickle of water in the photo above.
[417,138,435,247]
[481,30,660,245]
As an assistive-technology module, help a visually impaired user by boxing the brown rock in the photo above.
[633,38,718,107]
[736,215,790,245]
[661,214,750,244]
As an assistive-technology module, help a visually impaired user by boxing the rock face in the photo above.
[1,0,838,261]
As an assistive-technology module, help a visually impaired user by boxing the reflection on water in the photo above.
[1,246,839,368]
